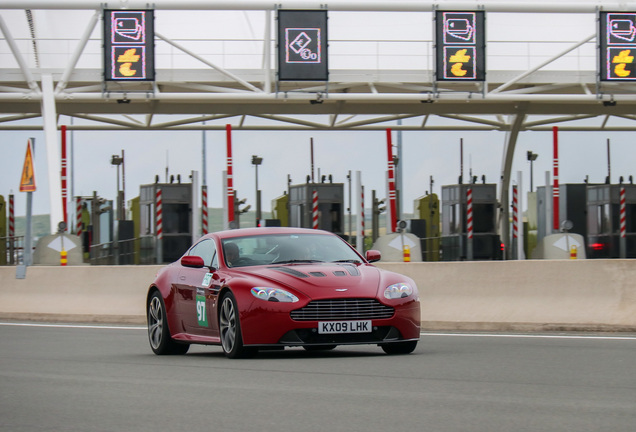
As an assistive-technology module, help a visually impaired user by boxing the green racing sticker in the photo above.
[202,272,213,287]
[196,294,208,327]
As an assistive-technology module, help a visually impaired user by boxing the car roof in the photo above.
[204,227,335,240]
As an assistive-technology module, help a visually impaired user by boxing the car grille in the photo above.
[290,298,394,321]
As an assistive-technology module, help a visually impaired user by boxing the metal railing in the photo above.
[1,236,24,266]
[89,238,142,266]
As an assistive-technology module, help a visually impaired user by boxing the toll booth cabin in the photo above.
[536,183,589,246]
[412,194,440,261]
[587,183,636,258]
[139,182,192,264]
[441,183,501,260]
[288,182,344,236]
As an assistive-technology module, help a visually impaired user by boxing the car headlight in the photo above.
[384,282,413,299]
[251,287,299,303]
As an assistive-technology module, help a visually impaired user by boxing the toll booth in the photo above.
[413,193,440,261]
[586,183,636,258]
[536,183,590,246]
[441,183,501,260]
[288,181,344,236]
[270,193,289,227]
[139,182,192,264]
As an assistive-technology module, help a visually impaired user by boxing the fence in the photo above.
[1,236,24,266]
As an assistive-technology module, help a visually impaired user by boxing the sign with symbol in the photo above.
[103,10,155,81]
[20,139,36,192]
[278,10,328,81]
[435,11,485,81]
[600,12,636,80]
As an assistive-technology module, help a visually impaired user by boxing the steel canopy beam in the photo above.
[0,1,628,13]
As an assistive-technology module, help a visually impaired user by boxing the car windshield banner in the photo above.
[599,11,636,81]
[103,9,155,81]
[435,11,485,81]
[277,10,329,81]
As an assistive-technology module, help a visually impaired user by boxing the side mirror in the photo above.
[181,255,205,268]
[366,250,381,263]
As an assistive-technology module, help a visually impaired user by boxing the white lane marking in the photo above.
[1,323,635,341]
[421,332,636,341]
[0,322,145,330]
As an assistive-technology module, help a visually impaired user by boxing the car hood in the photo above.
[238,263,382,298]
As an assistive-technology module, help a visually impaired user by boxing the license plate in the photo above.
[318,320,372,334]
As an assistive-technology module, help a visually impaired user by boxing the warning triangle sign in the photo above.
[20,139,36,192]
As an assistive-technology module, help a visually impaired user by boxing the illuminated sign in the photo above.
[103,10,154,81]
[435,11,485,81]
[600,12,636,80]
[278,10,328,81]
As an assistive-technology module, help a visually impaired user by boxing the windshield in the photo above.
[221,233,362,268]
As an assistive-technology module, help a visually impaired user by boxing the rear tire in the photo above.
[219,291,257,359]
[381,340,417,355]
[147,291,189,355]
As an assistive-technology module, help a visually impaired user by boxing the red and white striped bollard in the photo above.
[312,190,319,229]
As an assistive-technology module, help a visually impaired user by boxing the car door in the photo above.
[176,238,220,338]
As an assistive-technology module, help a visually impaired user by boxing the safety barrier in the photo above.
[0,260,635,331]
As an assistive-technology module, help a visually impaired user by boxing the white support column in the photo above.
[545,171,552,236]
[516,171,525,260]
[356,171,364,255]
[41,74,63,234]
[222,171,229,230]
[498,105,527,258]
[191,170,200,242]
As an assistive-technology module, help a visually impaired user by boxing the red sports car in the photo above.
[146,227,420,358]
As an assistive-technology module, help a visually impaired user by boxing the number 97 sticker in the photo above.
[196,294,208,327]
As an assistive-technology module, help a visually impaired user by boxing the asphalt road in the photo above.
[1,323,635,432]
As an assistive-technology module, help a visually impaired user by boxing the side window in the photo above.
[188,239,217,267]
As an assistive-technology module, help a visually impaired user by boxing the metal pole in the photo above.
[552,126,560,232]
[620,186,626,259]
[24,138,35,267]
[607,138,611,184]
[347,170,352,240]
[467,186,473,261]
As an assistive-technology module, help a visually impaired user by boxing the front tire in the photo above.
[219,291,256,359]
[381,340,418,355]
[147,291,189,355]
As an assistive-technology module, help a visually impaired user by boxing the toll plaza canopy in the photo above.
[2,0,636,243]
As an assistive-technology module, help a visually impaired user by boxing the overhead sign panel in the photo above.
[103,9,155,81]
[278,10,328,81]
[435,11,485,81]
[600,12,636,81]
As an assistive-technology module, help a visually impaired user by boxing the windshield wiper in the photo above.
[330,259,362,264]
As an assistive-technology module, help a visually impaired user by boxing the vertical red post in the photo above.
[226,124,235,225]
[156,188,163,240]
[620,187,626,239]
[8,194,14,237]
[202,185,208,235]
[312,189,319,229]
[552,126,559,232]
[512,185,518,239]
[467,188,473,240]
[61,125,68,229]
[386,128,397,233]
[76,197,82,237]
